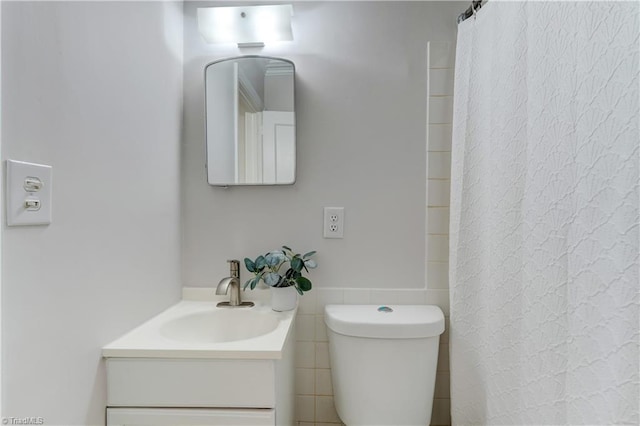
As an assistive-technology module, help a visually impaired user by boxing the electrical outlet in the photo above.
[323,207,344,238]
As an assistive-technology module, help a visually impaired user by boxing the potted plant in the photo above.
[243,245,317,311]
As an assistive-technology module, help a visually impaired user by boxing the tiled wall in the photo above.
[426,41,455,426]
[294,41,455,426]
[427,41,454,283]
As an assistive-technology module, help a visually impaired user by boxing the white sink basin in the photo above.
[160,309,280,343]
[102,299,296,359]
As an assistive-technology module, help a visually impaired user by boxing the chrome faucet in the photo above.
[216,260,254,308]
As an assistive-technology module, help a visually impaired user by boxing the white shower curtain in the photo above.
[449,2,639,425]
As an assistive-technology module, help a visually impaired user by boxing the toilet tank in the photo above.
[325,305,445,426]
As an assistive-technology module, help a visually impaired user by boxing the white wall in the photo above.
[184,3,461,425]
[265,74,294,112]
[1,2,183,424]
[182,1,463,290]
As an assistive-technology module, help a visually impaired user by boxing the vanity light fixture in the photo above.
[197,4,293,48]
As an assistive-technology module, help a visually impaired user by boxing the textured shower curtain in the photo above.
[449,2,639,425]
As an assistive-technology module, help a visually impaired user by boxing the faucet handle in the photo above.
[227,259,240,278]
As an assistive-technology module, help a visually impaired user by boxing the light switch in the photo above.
[6,160,52,226]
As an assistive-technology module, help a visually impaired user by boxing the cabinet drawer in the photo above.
[107,407,274,425]
[106,358,275,408]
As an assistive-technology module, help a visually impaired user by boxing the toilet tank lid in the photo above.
[324,305,445,339]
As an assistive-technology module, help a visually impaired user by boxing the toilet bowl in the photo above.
[325,304,445,426]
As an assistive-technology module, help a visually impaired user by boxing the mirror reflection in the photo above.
[205,56,295,186]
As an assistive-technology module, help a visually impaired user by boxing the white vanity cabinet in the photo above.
[102,300,296,426]
[105,353,294,426]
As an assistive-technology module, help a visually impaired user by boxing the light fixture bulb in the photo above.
[197,4,293,46]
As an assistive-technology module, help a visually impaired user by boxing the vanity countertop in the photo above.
[102,290,296,360]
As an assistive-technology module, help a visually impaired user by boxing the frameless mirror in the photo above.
[205,56,296,186]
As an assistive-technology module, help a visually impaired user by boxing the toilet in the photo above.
[325,304,445,426]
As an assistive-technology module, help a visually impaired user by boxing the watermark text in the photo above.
[2,418,45,425]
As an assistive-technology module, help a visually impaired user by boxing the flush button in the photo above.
[377,306,393,313]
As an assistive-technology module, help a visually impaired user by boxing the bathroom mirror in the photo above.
[205,56,296,186]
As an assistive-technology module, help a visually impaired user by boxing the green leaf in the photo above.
[264,272,281,286]
[266,251,285,267]
[296,276,312,292]
[250,277,259,290]
[255,255,267,270]
[304,259,317,269]
[303,251,316,259]
[265,253,278,267]
[282,245,292,251]
[244,258,256,273]
[291,257,303,272]
[295,285,304,296]
[243,278,253,290]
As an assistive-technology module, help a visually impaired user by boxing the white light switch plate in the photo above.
[6,160,52,226]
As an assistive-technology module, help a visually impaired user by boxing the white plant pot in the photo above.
[270,286,298,312]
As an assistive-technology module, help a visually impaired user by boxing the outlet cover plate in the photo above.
[323,207,344,238]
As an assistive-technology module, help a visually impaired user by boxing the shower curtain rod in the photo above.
[457,0,484,23]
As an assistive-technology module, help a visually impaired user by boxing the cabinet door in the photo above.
[107,408,274,426]
[261,111,295,184]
